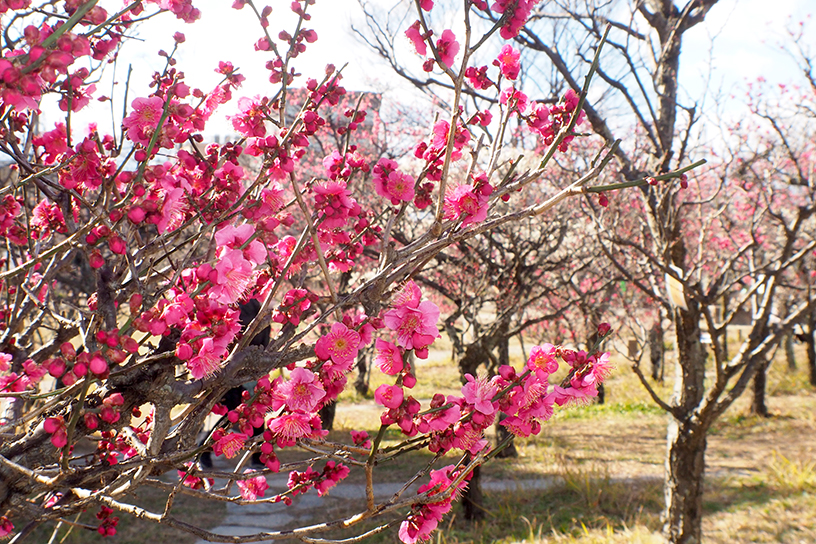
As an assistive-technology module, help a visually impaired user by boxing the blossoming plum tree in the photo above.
[0,1,697,542]
[360,2,816,543]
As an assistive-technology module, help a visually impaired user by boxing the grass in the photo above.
[323,341,816,543]
[20,341,813,543]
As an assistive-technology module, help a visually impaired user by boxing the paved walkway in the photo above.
[192,457,564,543]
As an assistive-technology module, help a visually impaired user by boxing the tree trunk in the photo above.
[806,319,816,387]
[785,330,796,371]
[354,352,369,396]
[663,419,706,544]
[462,464,485,520]
[649,322,665,382]
[495,413,518,458]
[663,299,707,544]
[319,401,336,431]
[749,357,769,417]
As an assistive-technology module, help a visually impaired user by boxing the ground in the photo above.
[30,341,816,543]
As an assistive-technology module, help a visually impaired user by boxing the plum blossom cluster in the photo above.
[399,465,471,544]
[409,119,473,209]
[525,88,587,152]
[373,325,614,543]
[0,0,632,540]
[443,172,493,227]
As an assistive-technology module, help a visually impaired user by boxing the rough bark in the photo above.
[785,330,796,371]
[354,352,369,396]
[650,322,665,382]
[806,313,816,386]
[749,357,769,417]
[663,419,706,544]
[319,401,337,431]
[663,300,707,544]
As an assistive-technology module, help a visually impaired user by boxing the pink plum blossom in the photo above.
[435,30,459,68]
[215,224,266,265]
[210,249,255,304]
[213,432,247,459]
[527,344,559,377]
[383,300,440,351]
[268,412,313,443]
[405,21,426,56]
[375,384,404,409]
[494,44,520,79]
[443,184,489,227]
[278,367,326,412]
[187,337,226,380]
[315,322,361,365]
[122,96,165,146]
[237,470,269,500]
[461,373,498,417]
[373,338,404,375]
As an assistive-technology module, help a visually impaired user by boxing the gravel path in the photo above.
[193,464,567,544]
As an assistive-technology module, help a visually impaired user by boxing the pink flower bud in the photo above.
[129,293,143,315]
[84,412,99,430]
[402,372,417,389]
[62,371,77,386]
[122,336,139,353]
[127,206,145,224]
[60,342,76,359]
[108,236,126,255]
[104,392,124,406]
[107,348,127,364]
[44,416,63,434]
[100,406,120,424]
[48,358,66,378]
[175,342,193,360]
[89,250,105,269]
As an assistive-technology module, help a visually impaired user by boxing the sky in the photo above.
[58,0,814,139]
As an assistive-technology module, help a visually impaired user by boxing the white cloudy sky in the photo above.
[59,0,814,137]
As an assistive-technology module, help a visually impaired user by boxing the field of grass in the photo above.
[324,341,816,543]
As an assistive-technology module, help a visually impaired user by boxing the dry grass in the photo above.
[25,484,227,544]
[324,341,816,543]
[24,341,814,543]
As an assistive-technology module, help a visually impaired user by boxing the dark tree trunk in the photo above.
[649,322,665,382]
[806,318,816,387]
[785,330,796,371]
[319,401,336,431]
[749,357,769,417]
[596,382,605,404]
[495,413,518,458]
[462,464,485,520]
[354,352,369,396]
[663,299,707,544]
[663,420,706,544]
